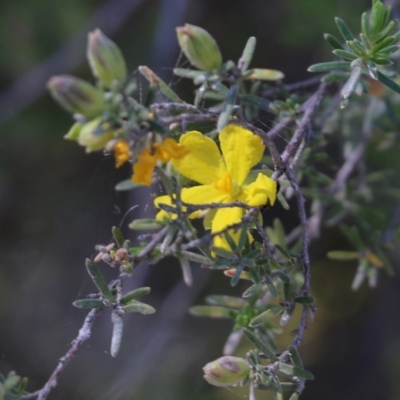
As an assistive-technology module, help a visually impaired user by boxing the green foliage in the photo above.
[308,0,400,103]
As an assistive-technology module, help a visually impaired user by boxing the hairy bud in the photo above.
[203,356,250,387]
[47,75,104,118]
[87,29,127,88]
[77,118,115,152]
[176,24,222,71]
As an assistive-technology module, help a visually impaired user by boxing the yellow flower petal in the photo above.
[172,131,226,185]
[132,149,157,185]
[181,185,230,204]
[114,140,130,168]
[212,207,244,250]
[238,173,277,207]
[219,125,265,186]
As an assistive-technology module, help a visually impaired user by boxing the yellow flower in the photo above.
[114,140,131,168]
[154,124,277,250]
[132,138,188,185]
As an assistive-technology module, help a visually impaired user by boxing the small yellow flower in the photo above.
[114,140,131,168]
[154,124,277,250]
[132,138,188,185]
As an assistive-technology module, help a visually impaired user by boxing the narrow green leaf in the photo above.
[346,40,366,57]
[237,223,248,252]
[266,277,279,298]
[240,94,270,110]
[205,295,245,309]
[377,70,400,93]
[371,57,393,65]
[371,1,385,38]
[217,85,238,131]
[120,287,151,304]
[332,49,358,60]
[85,259,114,302]
[179,257,193,286]
[231,264,245,286]
[139,66,183,103]
[335,17,355,41]
[111,312,123,357]
[129,218,165,230]
[376,20,396,42]
[289,346,303,368]
[360,32,372,48]
[278,363,314,380]
[249,309,277,327]
[176,250,210,264]
[383,5,392,28]
[376,44,398,55]
[340,225,364,251]
[323,33,344,49]
[244,68,284,81]
[239,36,257,72]
[327,250,359,261]
[189,305,232,318]
[173,68,205,79]
[372,36,396,53]
[122,300,156,314]
[73,299,105,309]
[243,328,278,361]
[115,179,144,191]
[16,376,28,395]
[242,283,262,298]
[112,226,124,248]
[154,165,174,195]
[361,12,370,39]
[307,61,350,72]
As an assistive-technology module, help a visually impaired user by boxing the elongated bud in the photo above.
[87,29,127,88]
[203,356,250,387]
[77,118,115,152]
[176,24,222,71]
[47,75,104,117]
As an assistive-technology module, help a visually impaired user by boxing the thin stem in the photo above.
[24,309,102,400]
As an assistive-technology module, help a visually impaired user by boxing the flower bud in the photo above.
[203,356,250,387]
[77,118,115,152]
[176,24,222,71]
[87,29,127,88]
[47,75,104,117]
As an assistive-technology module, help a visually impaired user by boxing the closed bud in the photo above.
[47,75,104,117]
[87,29,127,88]
[203,356,250,387]
[176,24,222,71]
[77,118,115,152]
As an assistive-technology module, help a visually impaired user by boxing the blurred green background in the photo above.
[2,0,400,399]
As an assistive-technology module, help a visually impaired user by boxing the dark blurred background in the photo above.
[3,0,400,399]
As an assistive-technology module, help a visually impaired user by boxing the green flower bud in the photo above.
[77,118,115,152]
[203,356,250,387]
[87,29,127,88]
[47,75,104,118]
[64,122,84,140]
[176,24,222,71]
